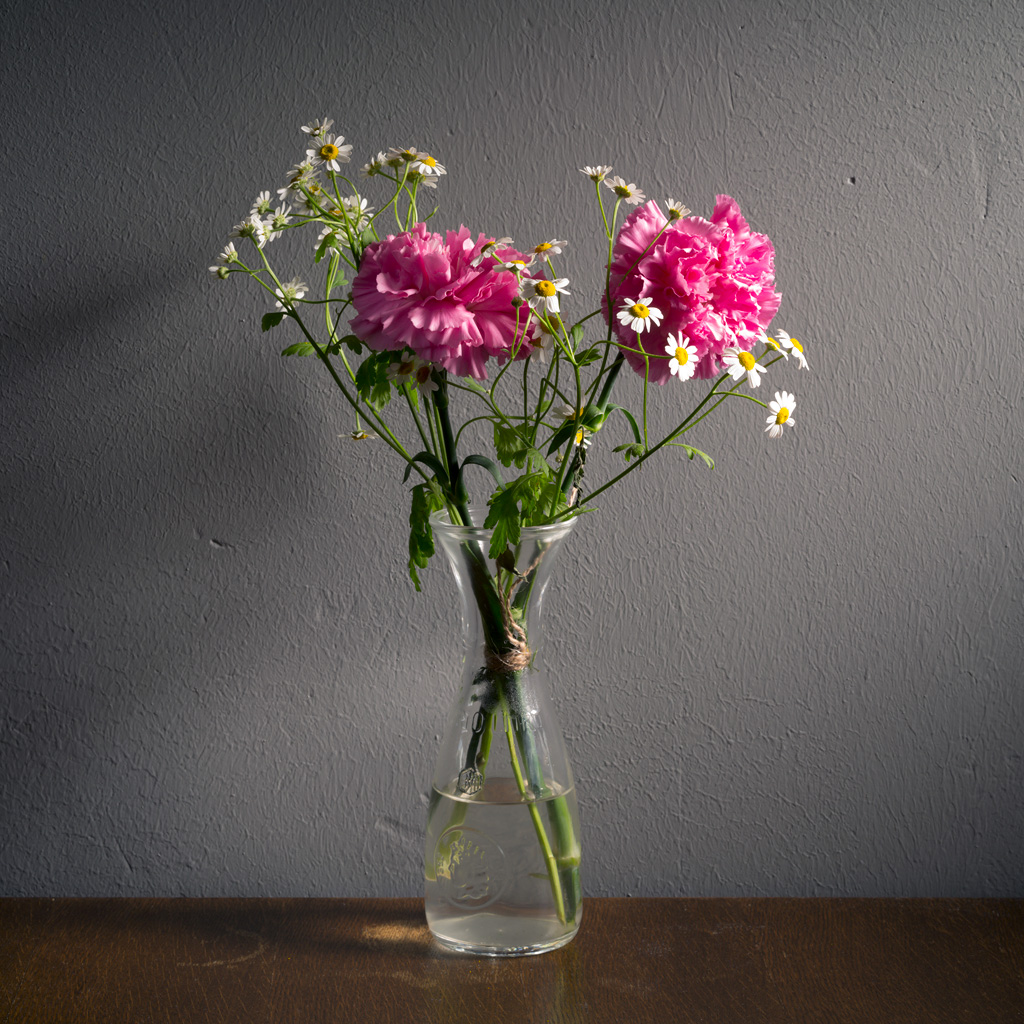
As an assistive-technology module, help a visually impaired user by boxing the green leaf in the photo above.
[483,486,521,558]
[355,351,392,411]
[262,311,285,332]
[493,422,522,468]
[511,447,550,473]
[575,347,602,366]
[495,548,516,575]
[314,233,334,264]
[545,419,577,456]
[408,482,445,591]
[606,404,642,442]
[481,473,548,558]
[681,445,715,469]
[461,454,506,491]
[532,480,569,522]
[613,442,646,463]
[569,323,585,349]
[281,341,315,357]
[336,334,362,355]
[402,450,450,487]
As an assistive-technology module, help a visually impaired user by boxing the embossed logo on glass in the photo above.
[434,827,506,909]
[456,766,484,795]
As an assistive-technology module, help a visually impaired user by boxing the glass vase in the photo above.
[424,508,581,956]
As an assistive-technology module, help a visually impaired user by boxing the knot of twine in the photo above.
[484,638,532,674]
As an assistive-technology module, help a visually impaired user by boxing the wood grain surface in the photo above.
[1,898,1021,1023]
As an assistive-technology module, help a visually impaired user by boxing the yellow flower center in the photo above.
[738,350,756,371]
[631,302,650,318]
[415,365,432,384]
[320,144,339,160]
[575,428,585,445]
[674,346,689,364]
[775,407,790,425]
[421,155,436,167]
[536,280,557,297]
[615,185,631,197]
[790,337,804,353]
[535,242,553,253]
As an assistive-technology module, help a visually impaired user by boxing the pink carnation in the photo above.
[605,196,781,384]
[350,224,536,379]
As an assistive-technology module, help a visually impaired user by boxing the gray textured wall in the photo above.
[2,0,1021,897]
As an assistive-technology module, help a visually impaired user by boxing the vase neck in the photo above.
[433,511,575,666]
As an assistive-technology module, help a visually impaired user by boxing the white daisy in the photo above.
[497,254,534,274]
[340,195,373,228]
[412,361,438,394]
[213,241,238,265]
[277,159,317,202]
[273,277,307,310]
[386,353,420,385]
[722,346,766,387]
[472,236,515,267]
[617,296,663,334]
[250,190,273,216]
[307,134,353,172]
[604,176,646,205]
[362,151,388,177]
[665,199,691,221]
[522,276,570,314]
[230,214,267,249]
[774,330,809,370]
[387,147,422,165]
[580,165,613,182]
[301,118,334,138]
[410,153,446,176]
[529,329,555,364]
[208,241,239,277]
[264,204,291,242]
[406,170,438,189]
[296,183,326,214]
[344,428,378,441]
[765,391,796,438]
[530,239,568,259]
[316,224,344,252]
[665,334,698,381]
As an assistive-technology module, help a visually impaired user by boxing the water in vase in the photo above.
[425,776,582,955]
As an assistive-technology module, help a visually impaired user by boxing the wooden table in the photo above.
[1,898,1021,1022]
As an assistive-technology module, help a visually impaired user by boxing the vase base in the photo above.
[428,929,581,958]
[425,913,581,958]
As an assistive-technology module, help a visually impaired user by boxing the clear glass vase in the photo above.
[424,508,582,956]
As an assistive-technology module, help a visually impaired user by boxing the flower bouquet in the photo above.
[210,119,809,955]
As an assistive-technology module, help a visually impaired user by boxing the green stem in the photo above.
[500,691,567,925]
[580,375,733,507]
[432,371,471,519]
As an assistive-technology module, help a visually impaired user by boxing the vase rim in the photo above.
[431,506,578,540]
